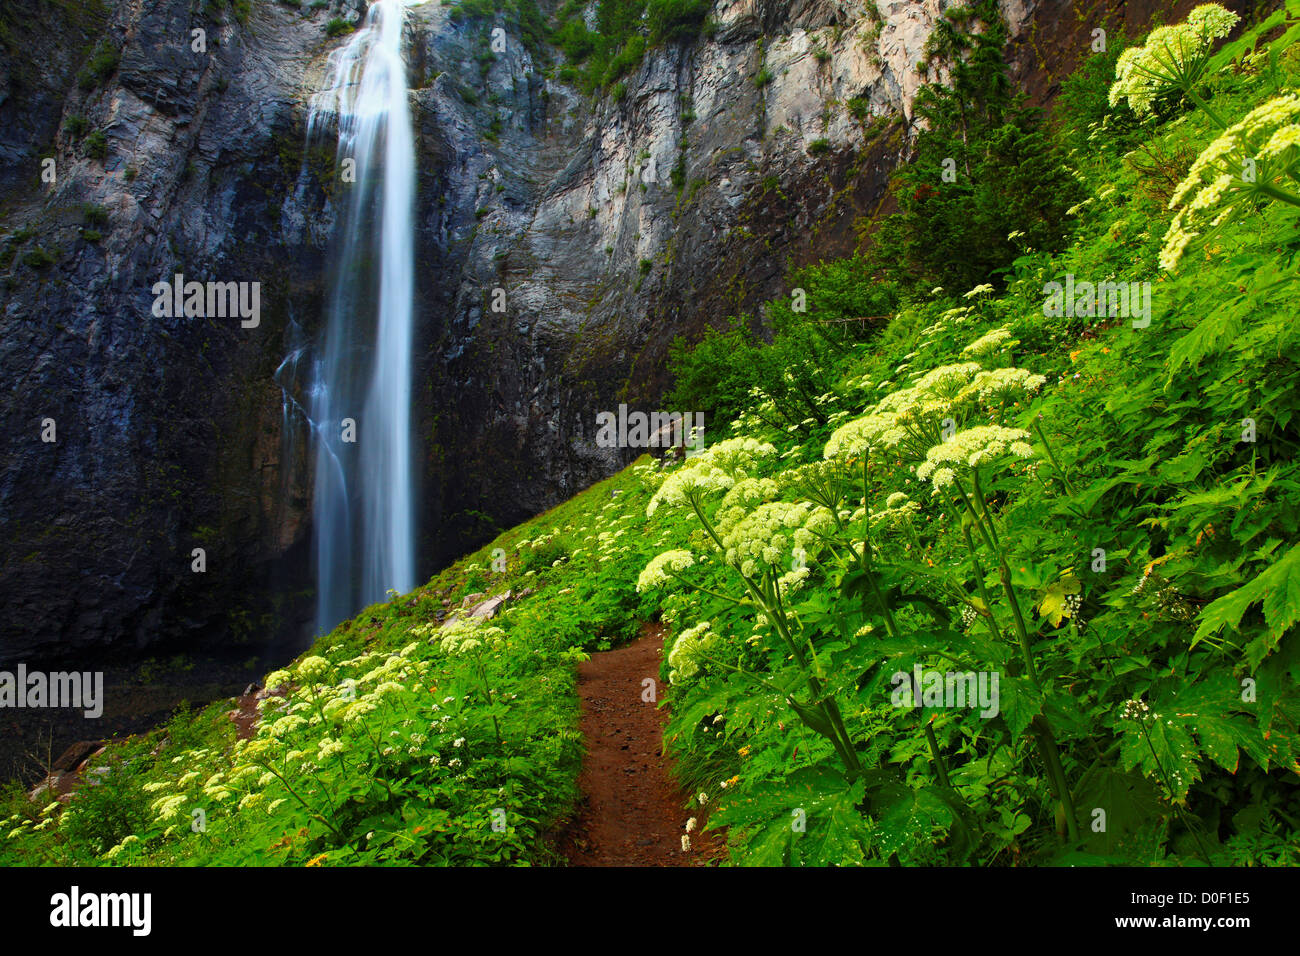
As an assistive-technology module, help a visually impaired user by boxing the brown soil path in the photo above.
[558,622,724,866]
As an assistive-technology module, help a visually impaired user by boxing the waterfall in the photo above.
[304,0,419,632]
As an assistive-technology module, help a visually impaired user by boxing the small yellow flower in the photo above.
[305,852,329,867]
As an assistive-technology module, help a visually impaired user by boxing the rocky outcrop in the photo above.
[0,0,347,661]
[0,0,1225,663]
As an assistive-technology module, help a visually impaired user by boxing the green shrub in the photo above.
[862,0,1082,293]
[81,203,109,226]
[22,247,56,269]
[83,130,108,159]
[1053,26,1141,156]
[646,0,711,44]
[77,43,120,90]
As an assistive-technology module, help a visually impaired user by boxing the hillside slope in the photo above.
[5,0,1299,867]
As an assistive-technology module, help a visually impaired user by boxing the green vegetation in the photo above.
[83,130,108,160]
[449,0,712,94]
[862,0,1082,295]
[202,0,252,24]
[4,3,1298,870]
[442,0,714,96]
[647,2,1300,864]
[324,17,354,38]
[81,203,109,227]
[646,0,711,44]
[0,467,660,866]
[76,40,119,90]
[21,247,56,269]
[449,0,549,61]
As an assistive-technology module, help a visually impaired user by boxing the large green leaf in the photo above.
[998,676,1043,739]
[1073,765,1166,857]
[1167,308,1243,376]
[1118,715,1201,800]
[1193,542,1300,661]
[800,779,870,866]
[868,786,953,858]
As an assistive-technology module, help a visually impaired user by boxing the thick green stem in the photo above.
[1182,86,1228,130]
[1254,181,1300,209]
[1031,419,1076,497]
[664,568,748,607]
[954,475,1080,842]
[1031,717,1081,843]
[970,470,1005,554]
[474,651,504,751]
[684,493,861,775]
[955,479,1039,684]
[962,524,1007,645]
[258,762,346,841]
[925,720,953,790]
[767,576,862,775]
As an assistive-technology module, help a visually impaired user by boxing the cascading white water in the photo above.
[305,0,419,632]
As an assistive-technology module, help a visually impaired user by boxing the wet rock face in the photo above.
[3,0,1166,661]
[0,0,341,662]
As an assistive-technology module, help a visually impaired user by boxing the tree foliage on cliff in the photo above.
[863,0,1084,294]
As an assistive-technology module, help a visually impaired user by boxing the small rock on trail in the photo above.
[558,623,723,867]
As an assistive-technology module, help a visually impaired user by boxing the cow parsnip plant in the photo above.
[645,3,1300,866]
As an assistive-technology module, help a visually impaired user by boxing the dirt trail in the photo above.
[558,623,723,866]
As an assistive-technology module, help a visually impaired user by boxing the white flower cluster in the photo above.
[961,367,1048,405]
[435,618,507,656]
[1162,94,1300,272]
[961,327,1015,358]
[1108,5,1238,115]
[1120,698,1151,721]
[637,549,697,592]
[915,425,1035,496]
[869,492,919,531]
[296,655,332,682]
[825,359,1046,464]
[824,362,983,460]
[646,437,777,516]
[1064,591,1085,629]
[667,621,717,683]
[713,477,781,537]
[720,501,835,578]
